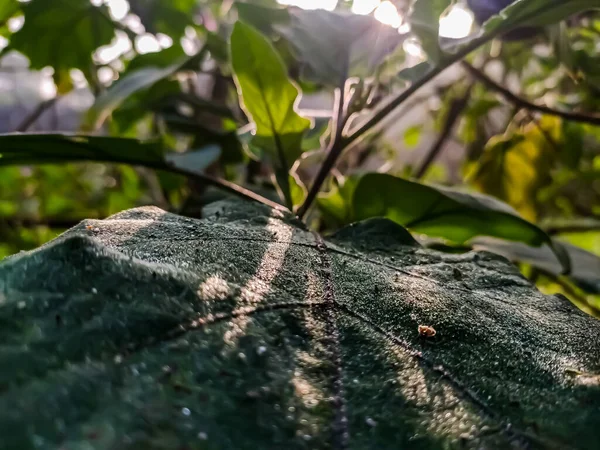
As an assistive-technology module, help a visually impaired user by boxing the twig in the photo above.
[14,98,59,132]
[297,83,348,219]
[297,31,505,219]
[146,162,289,213]
[415,85,473,179]
[462,61,600,127]
[544,220,600,235]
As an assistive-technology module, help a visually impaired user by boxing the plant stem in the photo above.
[415,85,473,179]
[148,162,289,213]
[462,61,600,126]
[297,33,499,219]
[297,85,347,219]
[15,98,59,132]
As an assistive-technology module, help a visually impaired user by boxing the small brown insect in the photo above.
[418,325,436,338]
[86,225,94,231]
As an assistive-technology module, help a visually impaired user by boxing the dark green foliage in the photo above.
[9,0,115,72]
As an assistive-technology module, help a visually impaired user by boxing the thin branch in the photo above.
[297,83,347,219]
[296,32,505,219]
[462,61,600,127]
[544,220,600,235]
[415,85,473,179]
[146,162,289,213]
[343,32,497,150]
[15,98,59,132]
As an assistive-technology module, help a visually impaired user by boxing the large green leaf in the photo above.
[9,0,115,71]
[409,0,452,63]
[0,199,598,448]
[352,173,570,271]
[230,21,310,206]
[278,9,404,84]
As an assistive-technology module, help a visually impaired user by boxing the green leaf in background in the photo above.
[235,1,290,34]
[230,21,310,207]
[288,172,307,208]
[403,125,422,148]
[317,175,359,228]
[0,134,164,167]
[125,44,188,72]
[472,236,600,295]
[128,0,196,38]
[409,0,452,64]
[165,145,221,173]
[9,0,115,72]
[278,9,404,85]
[468,117,560,222]
[86,63,184,130]
[397,61,433,83]
[0,0,19,25]
[353,173,570,272]
[483,0,600,34]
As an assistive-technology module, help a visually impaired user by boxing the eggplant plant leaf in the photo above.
[0,133,165,166]
[0,199,598,448]
[352,173,570,272]
[278,9,404,84]
[230,21,310,206]
[86,63,184,130]
[472,236,600,295]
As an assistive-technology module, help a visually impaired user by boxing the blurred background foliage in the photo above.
[2,0,600,315]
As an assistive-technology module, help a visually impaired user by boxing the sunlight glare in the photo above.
[277,0,338,11]
[403,38,424,58]
[39,78,57,101]
[95,31,132,64]
[135,34,161,54]
[8,16,24,32]
[374,1,401,28]
[106,0,130,21]
[156,33,174,49]
[352,0,380,15]
[439,5,474,39]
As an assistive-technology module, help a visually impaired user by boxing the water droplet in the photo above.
[181,407,191,416]
[365,417,377,427]
[238,352,247,361]
[302,434,312,441]
[91,287,98,294]
[114,354,123,364]
[197,432,208,440]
